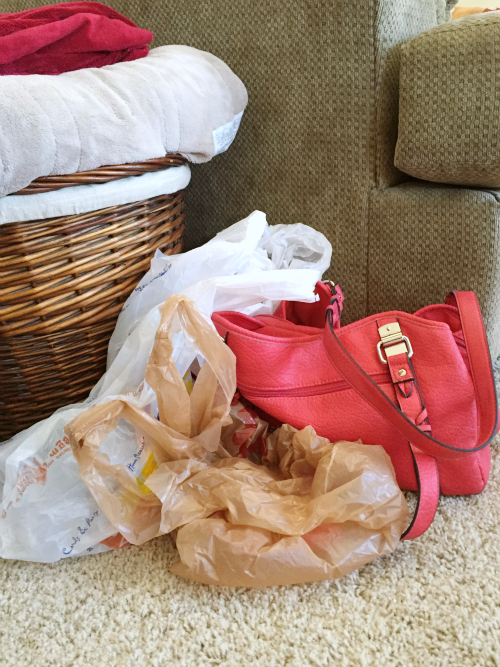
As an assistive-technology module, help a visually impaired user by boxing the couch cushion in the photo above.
[368,182,500,360]
[395,13,500,187]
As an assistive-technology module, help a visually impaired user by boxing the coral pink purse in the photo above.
[213,283,498,539]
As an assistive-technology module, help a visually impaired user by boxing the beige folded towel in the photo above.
[452,7,490,19]
[0,45,247,197]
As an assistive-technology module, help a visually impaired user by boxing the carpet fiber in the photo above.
[1,438,499,667]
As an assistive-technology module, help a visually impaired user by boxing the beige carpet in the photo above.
[0,439,499,667]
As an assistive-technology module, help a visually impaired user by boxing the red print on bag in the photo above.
[16,458,48,495]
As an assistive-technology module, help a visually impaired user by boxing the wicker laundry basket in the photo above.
[0,156,187,441]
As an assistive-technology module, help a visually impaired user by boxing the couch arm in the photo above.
[394,13,500,188]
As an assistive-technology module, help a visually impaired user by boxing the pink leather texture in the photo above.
[379,335,439,540]
[402,447,440,539]
[212,283,497,539]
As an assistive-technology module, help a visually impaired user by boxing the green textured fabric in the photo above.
[396,13,500,188]
[375,0,440,188]
[369,183,500,359]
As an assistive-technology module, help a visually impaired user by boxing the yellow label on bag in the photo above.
[136,452,158,495]
[183,370,193,395]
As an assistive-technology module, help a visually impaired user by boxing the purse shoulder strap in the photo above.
[323,290,498,461]
[446,291,498,440]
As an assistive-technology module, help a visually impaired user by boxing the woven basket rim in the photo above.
[15,154,188,195]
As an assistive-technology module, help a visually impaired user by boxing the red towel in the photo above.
[0,2,153,75]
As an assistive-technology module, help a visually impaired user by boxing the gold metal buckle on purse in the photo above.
[377,322,413,364]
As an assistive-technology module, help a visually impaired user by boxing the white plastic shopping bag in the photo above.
[0,404,115,561]
[106,211,331,364]
[0,212,332,562]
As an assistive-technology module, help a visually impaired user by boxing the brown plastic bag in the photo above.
[221,396,270,460]
[65,294,237,545]
[67,295,409,586]
[148,425,409,586]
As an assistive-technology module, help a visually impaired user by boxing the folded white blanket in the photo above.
[0,165,191,224]
[0,46,247,198]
